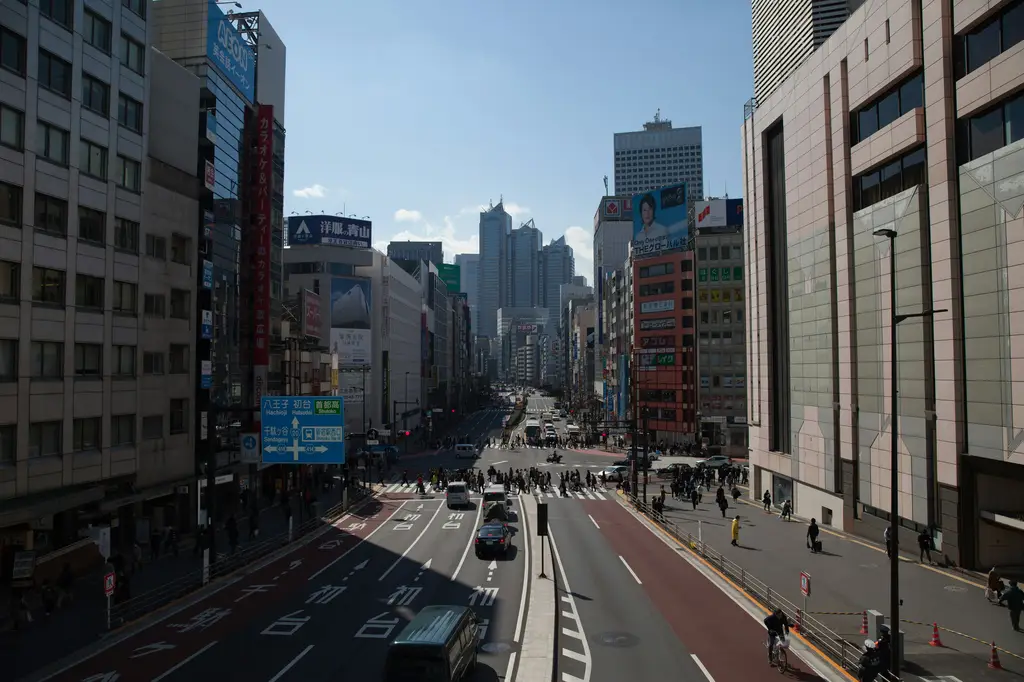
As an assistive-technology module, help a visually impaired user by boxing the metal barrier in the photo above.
[108,487,370,627]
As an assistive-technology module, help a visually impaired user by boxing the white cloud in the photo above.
[377,213,479,261]
[394,209,423,223]
[292,184,327,199]
[563,225,593,287]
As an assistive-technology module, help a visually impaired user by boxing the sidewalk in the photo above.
[0,482,347,681]
[647,490,1023,681]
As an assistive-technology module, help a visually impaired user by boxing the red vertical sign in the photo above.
[252,104,274,412]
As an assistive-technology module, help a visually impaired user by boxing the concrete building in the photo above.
[556,282,592,392]
[386,240,442,265]
[496,306,550,383]
[540,235,574,309]
[601,267,631,422]
[477,202,512,337]
[454,252,478,328]
[568,302,596,414]
[508,219,541,308]
[593,196,634,404]
[741,0,1024,568]
[613,114,703,204]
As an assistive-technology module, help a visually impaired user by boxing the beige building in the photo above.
[741,0,1024,569]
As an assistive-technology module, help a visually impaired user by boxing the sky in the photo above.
[262,0,754,285]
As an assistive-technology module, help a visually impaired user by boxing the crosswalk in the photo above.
[374,483,614,502]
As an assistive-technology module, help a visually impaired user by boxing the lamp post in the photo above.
[872,227,946,676]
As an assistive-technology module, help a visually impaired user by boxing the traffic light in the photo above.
[451,408,455,413]
[403,430,411,437]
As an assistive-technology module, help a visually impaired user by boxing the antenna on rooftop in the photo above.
[603,175,609,196]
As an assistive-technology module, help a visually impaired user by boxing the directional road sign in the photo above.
[260,397,346,464]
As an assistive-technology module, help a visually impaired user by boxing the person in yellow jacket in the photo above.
[731,515,741,546]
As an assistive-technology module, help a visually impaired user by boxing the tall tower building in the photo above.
[540,236,575,309]
[613,113,703,204]
[752,0,852,104]
[455,253,479,331]
[508,219,542,308]
[477,202,512,337]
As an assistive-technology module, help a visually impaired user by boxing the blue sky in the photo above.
[264,0,754,284]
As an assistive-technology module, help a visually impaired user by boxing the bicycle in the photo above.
[767,634,789,673]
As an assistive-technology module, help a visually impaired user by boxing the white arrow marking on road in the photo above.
[342,559,368,582]
[416,503,424,511]
[487,560,497,582]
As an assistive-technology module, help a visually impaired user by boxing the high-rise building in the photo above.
[613,113,703,204]
[509,219,542,308]
[540,236,575,309]
[455,253,479,330]
[477,202,512,337]
[752,0,853,104]
[386,240,443,265]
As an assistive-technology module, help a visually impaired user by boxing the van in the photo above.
[446,482,469,509]
[482,483,508,507]
[383,605,479,681]
[454,444,476,459]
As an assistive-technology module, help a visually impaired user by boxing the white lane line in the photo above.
[551,522,592,679]
[151,641,218,682]
[491,460,508,465]
[561,610,576,619]
[562,648,587,663]
[452,500,484,580]
[691,654,716,682]
[561,627,583,638]
[267,645,314,682]
[504,651,518,682]
[308,500,408,581]
[562,673,585,682]
[619,555,642,585]
[379,501,445,581]
[588,514,600,529]
[513,485,531,642]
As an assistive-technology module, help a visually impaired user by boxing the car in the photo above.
[482,483,510,508]
[475,522,513,558]
[698,455,732,469]
[446,482,470,509]
[600,465,630,482]
[656,462,692,476]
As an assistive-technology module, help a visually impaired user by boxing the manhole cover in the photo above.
[943,585,967,593]
[860,563,879,569]
[595,631,639,648]
[481,642,511,654]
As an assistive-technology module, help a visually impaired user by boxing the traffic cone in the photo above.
[989,642,1003,670]
[928,622,943,647]
[859,611,868,635]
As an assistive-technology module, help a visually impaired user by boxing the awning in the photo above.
[0,484,105,529]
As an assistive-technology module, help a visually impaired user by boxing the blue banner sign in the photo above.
[206,0,254,103]
[202,260,214,289]
[260,397,346,464]
[287,215,372,249]
[201,360,212,389]
[201,310,213,339]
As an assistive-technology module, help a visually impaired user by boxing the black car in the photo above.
[475,522,513,558]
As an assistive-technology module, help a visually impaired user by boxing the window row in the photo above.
[1,16,145,81]
[696,244,742,261]
[956,89,1024,164]
[851,147,927,212]
[638,281,675,297]
[698,330,738,345]
[954,0,1024,79]
[0,339,191,380]
[700,308,744,325]
[850,72,924,145]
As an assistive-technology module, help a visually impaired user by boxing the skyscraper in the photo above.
[613,113,704,204]
[509,219,543,308]
[455,253,480,332]
[477,202,512,337]
[540,236,575,309]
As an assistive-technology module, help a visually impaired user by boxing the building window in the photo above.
[83,11,112,53]
[75,274,104,309]
[143,351,165,375]
[120,34,145,74]
[169,344,189,373]
[0,425,14,464]
[852,147,926,211]
[170,234,192,265]
[143,293,166,318]
[0,104,24,150]
[639,263,674,278]
[123,0,146,19]
[115,217,140,252]
[113,280,136,315]
[851,72,924,144]
[142,415,163,440]
[36,121,69,165]
[0,27,27,76]
[74,343,102,376]
[111,414,135,446]
[638,281,675,296]
[78,206,105,243]
[30,421,62,458]
[35,193,67,235]
[764,122,791,454]
[956,90,1024,164]
[955,1,1024,77]
[169,399,188,434]
[116,156,141,191]
[73,417,101,451]
[0,339,16,381]
[40,0,73,29]
[145,234,166,259]
[118,94,143,133]
[32,267,65,305]
[38,50,72,98]
[30,341,62,378]
[80,139,109,180]
[170,289,190,319]
[0,261,18,302]
[81,74,110,116]
[0,182,21,226]
[112,345,135,377]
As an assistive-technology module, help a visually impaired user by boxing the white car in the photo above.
[600,465,630,482]
[698,455,732,469]
[446,482,470,509]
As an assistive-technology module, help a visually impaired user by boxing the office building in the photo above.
[386,240,442,265]
[613,114,703,204]
[557,282,593,392]
[752,0,854,104]
[592,196,635,405]
[540,236,574,309]
[741,0,1024,568]
[601,267,631,421]
[477,201,512,337]
[508,219,542,308]
[454,252,479,331]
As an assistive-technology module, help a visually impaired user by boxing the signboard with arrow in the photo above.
[260,397,346,464]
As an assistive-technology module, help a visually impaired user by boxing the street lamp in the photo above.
[872,226,946,676]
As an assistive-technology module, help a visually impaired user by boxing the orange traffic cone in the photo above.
[928,622,943,647]
[988,642,1003,670]
[859,611,869,635]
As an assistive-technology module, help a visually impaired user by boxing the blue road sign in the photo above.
[260,396,345,464]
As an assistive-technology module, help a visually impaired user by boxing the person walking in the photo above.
[762,490,772,512]
[998,579,1023,631]
[731,515,741,547]
[917,527,934,564]
[807,518,820,553]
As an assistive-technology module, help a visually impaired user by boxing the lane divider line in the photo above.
[561,611,576,619]
[452,502,484,580]
[547,525,592,682]
[563,648,587,663]
[379,501,445,582]
[619,556,643,585]
[151,641,218,682]
[562,628,583,639]
[267,644,314,682]
[690,654,717,682]
[504,652,517,682]
[588,514,600,529]
[513,488,532,643]
[308,500,409,581]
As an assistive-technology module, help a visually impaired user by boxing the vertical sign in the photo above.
[252,104,274,421]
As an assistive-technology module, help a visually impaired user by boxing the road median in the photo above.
[514,493,556,682]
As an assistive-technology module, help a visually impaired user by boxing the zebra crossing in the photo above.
[375,482,614,501]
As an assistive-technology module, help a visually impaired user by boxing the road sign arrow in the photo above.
[264,445,279,453]
[353,560,368,571]
[487,561,497,572]
[421,559,432,571]
[291,416,300,428]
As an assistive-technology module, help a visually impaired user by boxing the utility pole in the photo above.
[630,352,640,498]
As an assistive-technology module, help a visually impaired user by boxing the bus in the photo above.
[523,419,541,444]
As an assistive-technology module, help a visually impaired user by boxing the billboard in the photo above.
[598,196,635,222]
[287,215,372,249]
[694,199,727,229]
[640,335,674,349]
[727,198,744,227]
[632,183,689,257]
[301,289,322,341]
[251,104,274,415]
[639,317,676,331]
[640,299,675,314]
[330,277,372,365]
[517,323,538,334]
[437,263,460,293]
[206,0,254,103]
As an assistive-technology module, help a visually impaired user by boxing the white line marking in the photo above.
[452,500,484,580]
[588,514,600,529]
[563,648,587,662]
[513,485,531,643]
[267,645,314,682]
[691,654,716,682]
[151,641,218,682]
[562,673,585,682]
[562,627,583,639]
[504,651,517,681]
[379,501,445,581]
[491,460,508,465]
[561,610,577,619]
[308,501,408,581]
[619,555,642,585]
[560,596,573,604]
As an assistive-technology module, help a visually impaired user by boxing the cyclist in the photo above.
[764,608,791,663]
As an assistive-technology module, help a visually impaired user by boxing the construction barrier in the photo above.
[888,619,1024,662]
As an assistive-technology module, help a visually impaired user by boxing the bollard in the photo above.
[859,610,869,635]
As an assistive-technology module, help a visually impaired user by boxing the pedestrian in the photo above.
[998,579,1023,631]
[780,500,792,521]
[917,527,933,564]
[762,490,772,512]
[807,518,820,553]
[731,515,741,547]
[884,526,893,559]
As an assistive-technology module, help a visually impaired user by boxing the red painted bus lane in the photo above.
[582,500,828,682]
[45,497,401,682]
